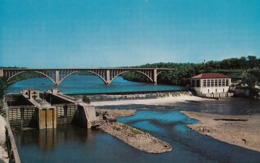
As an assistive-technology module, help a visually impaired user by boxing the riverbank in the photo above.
[181,111,260,152]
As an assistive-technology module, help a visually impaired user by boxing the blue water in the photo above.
[9,75,260,162]
[14,109,260,163]
[5,74,186,94]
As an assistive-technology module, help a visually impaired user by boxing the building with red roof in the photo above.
[191,73,232,97]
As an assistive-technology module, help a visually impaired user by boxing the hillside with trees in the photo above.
[121,56,260,87]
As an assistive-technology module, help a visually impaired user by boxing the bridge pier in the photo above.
[153,69,158,85]
[55,70,61,86]
[0,69,3,77]
[105,70,111,85]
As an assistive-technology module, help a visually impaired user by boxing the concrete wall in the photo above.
[38,108,57,129]
[55,104,77,124]
[71,105,97,128]
[194,86,230,95]
[71,106,87,128]
[7,106,36,128]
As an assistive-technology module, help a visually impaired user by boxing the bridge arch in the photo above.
[58,70,154,85]
[7,71,56,84]
[58,70,108,85]
[109,70,153,84]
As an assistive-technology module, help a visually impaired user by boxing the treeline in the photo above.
[0,77,7,98]
[0,69,42,100]
[121,56,260,86]
[8,72,42,84]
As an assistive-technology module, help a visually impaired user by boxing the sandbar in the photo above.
[181,111,260,152]
[99,122,172,153]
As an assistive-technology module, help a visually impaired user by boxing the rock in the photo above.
[199,127,205,132]
[242,139,247,144]
[102,112,116,121]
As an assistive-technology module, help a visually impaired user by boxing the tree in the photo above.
[0,77,8,98]
[82,95,91,104]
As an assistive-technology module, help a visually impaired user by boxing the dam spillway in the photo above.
[71,90,193,102]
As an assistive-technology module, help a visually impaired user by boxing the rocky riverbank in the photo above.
[181,111,260,152]
[99,122,172,153]
[95,109,172,153]
[96,109,136,121]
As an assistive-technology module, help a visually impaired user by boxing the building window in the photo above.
[211,79,214,87]
[215,80,218,87]
[222,79,225,87]
[207,80,210,87]
[218,79,222,87]
[203,80,206,87]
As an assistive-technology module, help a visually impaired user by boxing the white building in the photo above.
[191,73,232,97]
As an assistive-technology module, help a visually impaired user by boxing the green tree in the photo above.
[82,95,91,104]
[0,77,8,98]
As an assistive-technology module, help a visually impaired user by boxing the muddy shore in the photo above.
[181,111,260,152]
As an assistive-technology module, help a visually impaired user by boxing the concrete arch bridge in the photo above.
[0,68,172,85]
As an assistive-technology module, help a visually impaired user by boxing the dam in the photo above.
[4,89,191,129]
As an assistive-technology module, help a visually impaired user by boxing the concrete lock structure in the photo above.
[46,89,99,129]
[5,89,99,130]
[21,89,57,129]
[38,106,57,129]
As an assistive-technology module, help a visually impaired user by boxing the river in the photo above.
[6,74,260,162]
[5,74,186,94]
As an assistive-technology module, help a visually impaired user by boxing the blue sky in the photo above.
[0,0,259,68]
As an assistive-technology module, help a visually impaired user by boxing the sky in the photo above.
[0,0,260,68]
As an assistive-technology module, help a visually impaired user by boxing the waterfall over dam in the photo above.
[72,91,193,102]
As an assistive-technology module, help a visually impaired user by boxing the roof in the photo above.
[191,73,230,79]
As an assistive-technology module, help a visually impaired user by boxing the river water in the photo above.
[5,74,186,94]
[6,75,260,162]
